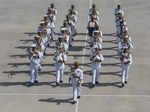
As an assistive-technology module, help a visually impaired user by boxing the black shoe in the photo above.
[26,82,34,87]
[47,44,50,47]
[91,84,95,88]
[77,96,80,99]
[72,101,77,104]
[34,80,39,84]
[60,80,63,83]
[44,52,46,56]
[125,81,127,84]
[38,68,41,72]
[56,82,60,86]
[95,81,99,84]
[121,83,125,88]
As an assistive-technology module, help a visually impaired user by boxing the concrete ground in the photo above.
[0,0,150,112]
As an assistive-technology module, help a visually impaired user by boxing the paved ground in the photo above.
[0,0,150,112]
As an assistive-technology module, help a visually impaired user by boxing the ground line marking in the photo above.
[78,0,93,111]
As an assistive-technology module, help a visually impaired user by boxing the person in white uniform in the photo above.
[119,37,133,55]
[120,49,132,87]
[47,3,57,22]
[69,62,83,104]
[68,4,78,16]
[68,11,78,36]
[55,47,67,86]
[89,4,100,16]
[114,4,124,17]
[27,53,41,86]
[40,30,49,55]
[47,17,55,40]
[91,49,104,87]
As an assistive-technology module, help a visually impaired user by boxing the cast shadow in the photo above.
[103,33,116,37]
[0,81,56,87]
[9,54,30,58]
[69,46,83,51]
[38,98,73,105]
[3,70,56,77]
[24,32,37,37]
[84,71,121,76]
[102,46,118,51]
[82,81,121,88]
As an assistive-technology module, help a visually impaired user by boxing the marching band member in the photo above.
[27,53,41,86]
[68,4,78,16]
[68,11,78,36]
[60,27,70,46]
[46,17,55,41]
[40,29,49,55]
[37,21,45,32]
[69,62,83,104]
[87,17,99,37]
[114,4,124,17]
[120,49,132,87]
[89,4,100,16]
[44,20,52,45]
[48,3,57,15]
[47,3,57,22]
[55,47,67,86]
[90,49,104,87]
[119,36,133,54]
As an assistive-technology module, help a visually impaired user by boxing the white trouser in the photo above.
[64,44,69,52]
[71,25,76,36]
[43,37,49,47]
[42,46,46,54]
[51,28,55,39]
[73,85,80,101]
[56,63,65,83]
[39,55,43,63]
[92,64,101,84]
[47,33,51,44]
[117,39,121,56]
[30,65,39,83]
[116,26,120,35]
[121,64,130,83]
[90,48,95,57]
[41,42,47,54]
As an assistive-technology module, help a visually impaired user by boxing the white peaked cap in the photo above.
[59,35,64,38]
[40,21,45,24]
[93,45,98,49]
[125,35,129,38]
[31,44,36,47]
[44,14,48,17]
[33,53,37,57]
[61,27,67,31]
[94,30,100,33]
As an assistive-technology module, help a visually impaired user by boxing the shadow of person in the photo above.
[32,81,56,87]
[96,82,122,88]
[82,81,122,88]
[24,32,37,37]
[84,70,121,77]
[38,98,73,105]
[0,82,26,87]
[0,81,56,87]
